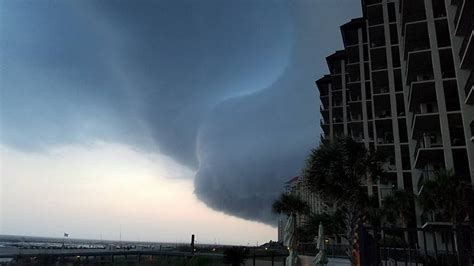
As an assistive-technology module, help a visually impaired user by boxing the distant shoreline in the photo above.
[0,234,231,248]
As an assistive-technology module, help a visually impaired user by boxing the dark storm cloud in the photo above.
[1,0,361,224]
[195,76,320,223]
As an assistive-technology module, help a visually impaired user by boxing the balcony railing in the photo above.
[413,134,443,158]
[460,30,474,69]
[351,135,364,143]
[470,121,474,141]
[464,72,474,105]
[417,170,435,194]
[379,186,395,199]
[459,23,473,58]
[454,0,465,26]
[376,134,394,144]
[454,0,474,35]
[375,110,391,119]
[382,163,397,172]
[373,86,389,95]
[349,114,363,122]
[349,95,362,102]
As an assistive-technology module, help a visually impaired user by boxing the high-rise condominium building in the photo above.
[317,0,473,224]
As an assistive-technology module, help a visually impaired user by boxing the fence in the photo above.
[359,225,474,266]
[298,242,348,258]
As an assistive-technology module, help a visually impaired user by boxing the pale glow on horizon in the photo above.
[0,142,276,245]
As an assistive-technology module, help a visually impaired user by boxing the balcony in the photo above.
[460,30,474,69]
[375,109,391,120]
[382,162,397,172]
[332,117,344,124]
[466,85,474,105]
[432,0,447,18]
[408,80,436,112]
[454,0,474,36]
[411,102,439,139]
[372,70,389,94]
[350,133,365,143]
[401,0,427,31]
[348,94,362,102]
[321,124,330,136]
[369,25,386,48]
[447,113,465,148]
[470,121,474,142]
[379,172,397,186]
[380,186,396,199]
[349,99,362,112]
[346,45,361,64]
[347,64,361,84]
[367,4,384,26]
[370,48,388,70]
[412,113,440,138]
[319,89,329,98]
[326,51,346,75]
[414,136,444,169]
[375,119,394,146]
[374,93,391,120]
[321,97,330,109]
[444,79,461,111]
[417,170,435,194]
[333,125,345,138]
[316,75,332,96]
[376,133,394,145]
[373,86,389,95]
[403,21,430,59]
[349,114,363,123]
[465,71,474,105]
[405,50,433,85]
[439,53,456,80]
[321,107,329,122]
[332,101,344,108]
[349,123,365,142]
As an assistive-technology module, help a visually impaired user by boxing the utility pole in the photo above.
[119,225,122,249]
[190,234,195,255]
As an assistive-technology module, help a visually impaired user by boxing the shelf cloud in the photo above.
[1,0,360,225]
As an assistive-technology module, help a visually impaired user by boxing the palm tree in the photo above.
[417,169,473,224]
[417,169,474,265]
[298,213,345,242]
[272,192,309,262]
[272,193,310,218]
[380,189,415,227]
[380,189,416,250]
[302,137,385,261]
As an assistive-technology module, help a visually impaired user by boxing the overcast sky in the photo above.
[0,0,361,244]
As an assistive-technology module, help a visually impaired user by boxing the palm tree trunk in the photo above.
[342,208,360,266]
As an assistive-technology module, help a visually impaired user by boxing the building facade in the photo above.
[317,0,473,225]
[286,177,330,227]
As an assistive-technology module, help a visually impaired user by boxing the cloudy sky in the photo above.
[0,0,360,244]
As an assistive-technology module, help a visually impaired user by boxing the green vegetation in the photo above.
[302,137,385,259]
[380,189,415,227]
[417,169,474,224]
[272,193,310,217]
[275,137,474,264]
[297,213,344,242]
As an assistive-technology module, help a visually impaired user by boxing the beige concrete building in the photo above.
[316,0,473,225]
